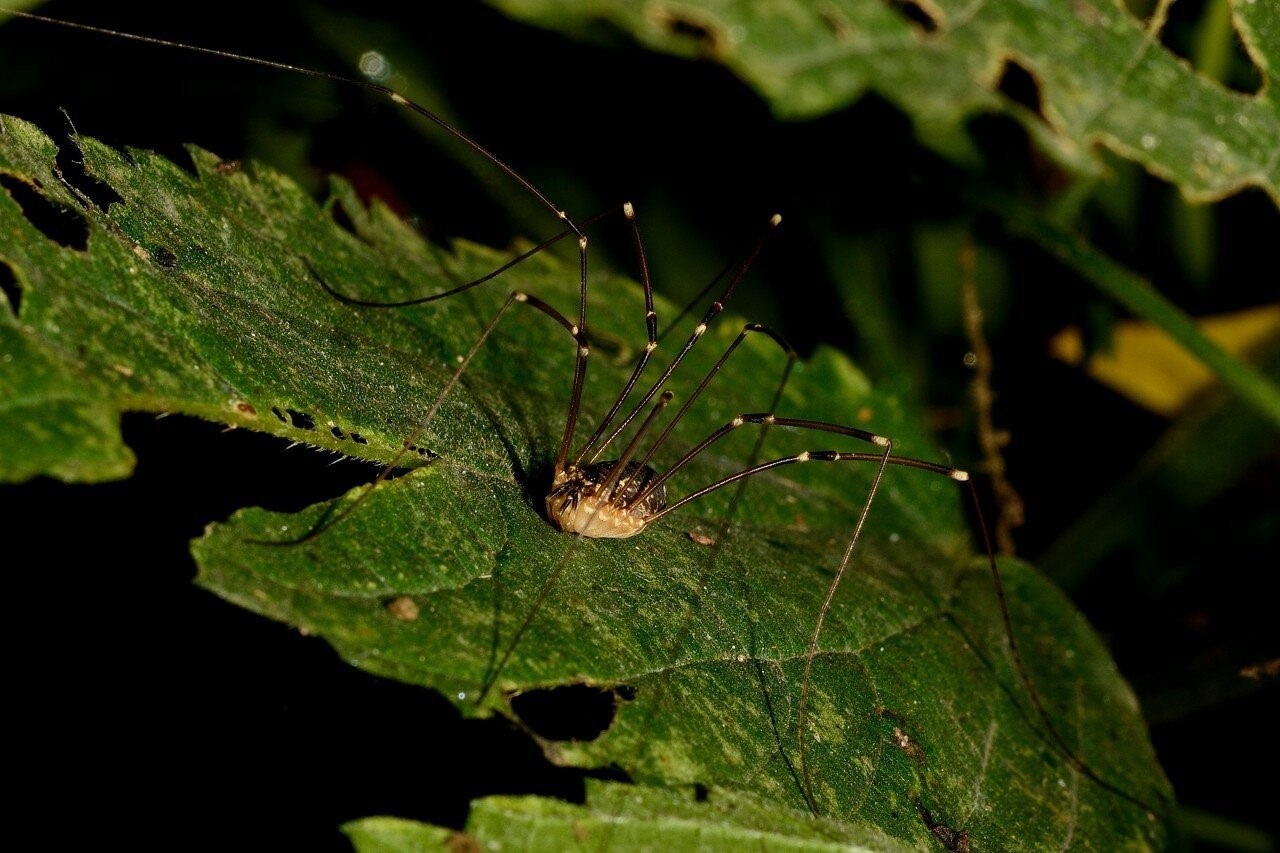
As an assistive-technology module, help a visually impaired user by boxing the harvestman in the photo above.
[3,8,1153,823]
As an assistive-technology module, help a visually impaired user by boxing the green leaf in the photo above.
[343,816,457,852]
[0,118,1171,847]
[345,782,919,851]
[491,0,1280,205]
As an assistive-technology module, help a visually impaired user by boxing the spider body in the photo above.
[545,460,667,538]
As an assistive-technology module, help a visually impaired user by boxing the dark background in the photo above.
[1,1,1276,848]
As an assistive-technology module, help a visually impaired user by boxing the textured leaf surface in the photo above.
[0,117,1171,847]
[493,0,1280,204]
[345,782,912,852]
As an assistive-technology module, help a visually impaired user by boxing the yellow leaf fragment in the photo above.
[1049,304,1280,415]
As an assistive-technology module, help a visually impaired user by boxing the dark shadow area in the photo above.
[329,196,360,238]
[0,412,594,847]
[886,0,939,34]
[152,244,179,268]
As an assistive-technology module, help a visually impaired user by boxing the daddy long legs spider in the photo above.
[0,5,1175,848]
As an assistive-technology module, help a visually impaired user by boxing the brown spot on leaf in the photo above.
[650,5,727,58]
[687,530,716,546]
[385,596,420,622]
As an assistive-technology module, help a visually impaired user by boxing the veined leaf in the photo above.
[0,117,1171,847]
[493,0,1280,205]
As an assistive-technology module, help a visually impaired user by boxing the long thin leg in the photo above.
[478,388,680,704]
[626,417,957,815]
[254,289,582,544]
[598,391,675,497]
[633,414,961,514]
[619,324,795,499]
[318,201,659,478]
[483,328,799,713]
[795,441,893,814]
[629,347,798,773]
[1,10,621,479]
[965,486,1161,813]
[654,417,1160,816]
[570,202,662,468]
[315,206,621,309]
[576,214,783,468]
[3,10,585,239]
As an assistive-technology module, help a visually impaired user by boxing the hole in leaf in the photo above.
[0,261,20,318]
[330,425,346,440]
[614,684,638,702]
[405,442,437,460]
[509,684,618,742]
[271,406,288,423]
[1155,0,1263,95]
[54,133,125,213]
[286,409,316,431]
[0,175,89,250]
[996,58,1046,121]
[351,432,368,445]
[693,783,710,802]
[886,0,939,34]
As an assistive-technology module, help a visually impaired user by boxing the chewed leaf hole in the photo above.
[887,0,939,34]
[286,409,316,431]
[510,684,619,742]
[54,133,124,213]
[404,441,435,460]
[1155,0,1264,96]
[0,175,89,250]
[0,261,20,317]
[997,58,1045,121]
